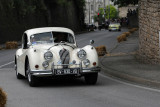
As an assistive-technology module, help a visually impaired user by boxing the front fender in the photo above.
[83,45,99,67]
[70,45,99,68]
[26,48,45,70]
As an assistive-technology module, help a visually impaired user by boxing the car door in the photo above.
[17,33,28,76]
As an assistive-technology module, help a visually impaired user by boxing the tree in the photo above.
[94,5,118,21]
[111,0,138,7]
[105,5,118,19]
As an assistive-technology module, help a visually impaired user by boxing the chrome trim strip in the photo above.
[32,72,53,76]
[30,70,52,76]
[30,70,51,73]
[30,67,101,76]
[81,67,101,73]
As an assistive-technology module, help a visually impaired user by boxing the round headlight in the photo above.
[44,51,53,60]
[77,49,86,59]
[42,61,49,68]
[83,59,90,66]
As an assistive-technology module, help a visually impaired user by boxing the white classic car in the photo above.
[15,27,101,86]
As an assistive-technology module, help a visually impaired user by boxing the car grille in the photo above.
[59,49,70,68]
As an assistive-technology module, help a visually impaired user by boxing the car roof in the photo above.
[25,27,74,36]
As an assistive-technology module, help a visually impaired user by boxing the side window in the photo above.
[67,34,74,43]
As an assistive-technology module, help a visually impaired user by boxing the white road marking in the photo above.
[0,61,14,68]
[99,73,160,93]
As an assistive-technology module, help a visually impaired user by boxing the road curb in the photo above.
[100,58,160,89]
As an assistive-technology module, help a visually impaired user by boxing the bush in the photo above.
[0,88,7,107]
[95,45,107,56]
[5,41,18,49]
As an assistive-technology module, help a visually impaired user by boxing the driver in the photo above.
[31,36,39,45]
[54,33,66,43]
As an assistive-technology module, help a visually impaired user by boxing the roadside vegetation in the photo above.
[0,0,85,44]
[94,5,118,23]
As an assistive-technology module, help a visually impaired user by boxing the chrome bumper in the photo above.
[30,67,101,77]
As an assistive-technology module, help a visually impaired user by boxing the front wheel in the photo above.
[26,61,37,87]
[84,73,98,85]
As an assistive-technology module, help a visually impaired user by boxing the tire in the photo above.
[15,61,24,79]
[84,73,98,85]
[26,61,37,87]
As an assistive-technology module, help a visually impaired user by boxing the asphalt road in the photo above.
[1,29,160,107]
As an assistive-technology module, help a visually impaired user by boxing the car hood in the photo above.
[109,24,120,27]
[31,43,76,52]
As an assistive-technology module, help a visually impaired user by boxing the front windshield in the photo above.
[31,32,74,45]
[31,32,53,45]
[53,32,74,44]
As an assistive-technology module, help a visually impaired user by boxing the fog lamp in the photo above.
[83,59,90,66]
[42,61,49,68]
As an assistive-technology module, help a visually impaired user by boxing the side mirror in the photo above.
[90,40,94,45]
[27,42,32,48]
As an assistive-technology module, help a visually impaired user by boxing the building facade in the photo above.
[84,0,114,24]
[118,5,138,18]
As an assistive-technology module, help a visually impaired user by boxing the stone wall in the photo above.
[138,0,160,64]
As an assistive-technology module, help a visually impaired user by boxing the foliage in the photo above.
[94,5,118,22]
[111,0,138,7]
[105,5,118,19]
[0,0,47,17]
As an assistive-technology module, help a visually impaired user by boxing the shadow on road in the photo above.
[18,77,103,88]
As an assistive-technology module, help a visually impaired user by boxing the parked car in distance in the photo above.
[15,27,101,86]
[98,23,109,30]
[87,24,97,31]
[108,23,121,31]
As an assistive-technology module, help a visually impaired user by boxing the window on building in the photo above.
[91,5,94,11]
[98,5,101,9]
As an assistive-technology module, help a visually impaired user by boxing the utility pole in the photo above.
[104,0,106,23]
[88,1,90,24]
[108,0,110,21]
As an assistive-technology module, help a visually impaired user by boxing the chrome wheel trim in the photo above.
[15,64,17,71]
[15,64,19,76]
[26,62,31,83]
[16,70,18,76]
[28,72,31,82]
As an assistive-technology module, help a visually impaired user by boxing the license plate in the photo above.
[54,68,79,75]
[112,28,117,30]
